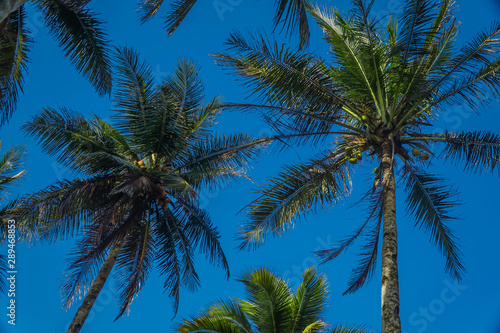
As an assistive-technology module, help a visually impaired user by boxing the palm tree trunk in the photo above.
[0,0,28,24]
[67,240,123,333]
[380,139,401,333]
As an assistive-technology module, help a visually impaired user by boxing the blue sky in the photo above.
[1,0,500,332]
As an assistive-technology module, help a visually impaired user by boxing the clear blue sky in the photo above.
[1,0,500,332]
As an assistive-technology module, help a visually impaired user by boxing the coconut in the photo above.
[357,154,363,161]
[421,153,430,161]
[361,115,367,121]
[349,157,358,164]
[133,161,138,166]
[138,160,145,166]
[412,148,421,156]
[374,167,381,174]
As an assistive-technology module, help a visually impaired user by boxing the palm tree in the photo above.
[138,0,311,49]
[0,143,26,294]
[17,47,272,333]
[0,0,111,127]
[177,267,370,333]
[214,0,500,332]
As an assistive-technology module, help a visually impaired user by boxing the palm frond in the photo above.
[164,0,198,36]
[291,267,328,332]
[0,6,31,127]
[237,267,294,333]
[329,325,372,333]
[114,220,155,319]
[239,154,351,250]
[439,131,500,174]
[155,206,199,314]
[177,133,268,189]
[36,0,112,95]
[343,186,384,295]
[274,0,311,49]
[138,0,164,23]
[22,107,133,175]
[215,31,347,115]
[403,167,465,280]
[0,144,26,195]
[174,198,229,278]
[177,299,252,333]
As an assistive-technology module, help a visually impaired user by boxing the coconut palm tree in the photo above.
[17,47,273,333]
[177,267,370,333]
[214,0,500,332]
[0,143,26,294]
[138,0,311,49]
[0,0,111,127]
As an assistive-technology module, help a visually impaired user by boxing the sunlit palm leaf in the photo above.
[239,155,351,250]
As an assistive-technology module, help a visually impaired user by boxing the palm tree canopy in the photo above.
[138,0,311,48]
[0,142,26,294]
[214,0,500,293]
[16,47,271,318]
[177,267,370,333]
[0,0,112,127]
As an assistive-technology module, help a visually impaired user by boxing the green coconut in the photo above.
[412,148,421,156]
[421,153,430,161]
[349,157,358,164]
[357,154,363,160]
[361,115,367,121]
[374,167,381,174]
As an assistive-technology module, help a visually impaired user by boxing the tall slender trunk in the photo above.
[67,240,124,333]
[0,0,29,24]
[380,140,401,333]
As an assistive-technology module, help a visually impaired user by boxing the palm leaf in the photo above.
[440,130,500,174]
[239,154,351,250]
[290,267,328,332]
[0,6,31,127]
[114,219,156,319]
[36,0,112,95]
[403,167,465,280]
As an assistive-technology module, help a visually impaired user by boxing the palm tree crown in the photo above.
[177,267,370,333]
[17,47,271,326]
[0,0,112,127]
[215,0,500,331]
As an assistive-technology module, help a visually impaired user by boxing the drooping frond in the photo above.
[274,0,311,49]
[114,219,155,319]
[173,197,230,278]
[36,0,112,95]
[0,6,31,127]
[403,167,465,280]
[342,186,384,295]
[239,154,351,250]
[154,205,199,314]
